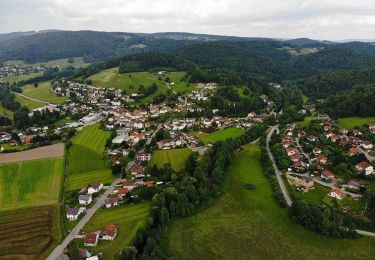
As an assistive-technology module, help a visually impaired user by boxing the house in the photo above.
[307,135,318,142]
[340,128,349,135]
[0,132,11,143]
[289,154,300,162]
[348,146,359,156]
[104,197,120,208]
[329,188,344,200]
[346,180,361,191]
[312,147,321,155]
[316,155,328,164]
[356,162,374,175]
[116,188,129,197]
[145,181,154,188]
[121,179,135,191]
[369,124,375,134]
[136,153,151,161]
[293,160,306,171]
[286,147,299,156]
[362,141,373,150]
[130,164,144,175]
[87,183,103,194]
[66,207,86,221]
[353,129,362,136]
[100,224,118,240]
[321,170,334,180]
[23,135,33,144]
[287,175,314,189]
[78,194,92,205]
[84,233,99,247]
[78,248,92,258]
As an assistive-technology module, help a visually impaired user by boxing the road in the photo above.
[266,125,292,206]
[358,147,375,162]
[295,136,312,164]
[12,91,49,104]
[47,177,120,260]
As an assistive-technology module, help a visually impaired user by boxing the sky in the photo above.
[0,0,375,40]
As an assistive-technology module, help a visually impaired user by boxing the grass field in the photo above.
[78,203,149,259]
[167,143,375,259]
[15,94,47,109]
[5,57,88,68]
[0,205,62,259]
[0,158,64,211]
[67,124,114,190]
[1,71,43,83]
[150,148,192,171]
[198,127,245,144]
[338,117,375,129]
[21,81,67,104]
[295,116,318,127]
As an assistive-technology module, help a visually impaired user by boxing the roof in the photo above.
[131,164,144,173]
[84,233,98,244]
[78,194,92,201]
[145,181,154,188]
[357,161,371,170]
[67,208,79,215]
[330,188,343,196]
[121,179,135,186]
[117,188,129,195]
[89,182,102,189]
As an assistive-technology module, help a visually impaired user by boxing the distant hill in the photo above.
[285,38,331,48]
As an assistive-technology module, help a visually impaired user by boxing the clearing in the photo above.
[0,143,64,164]
[21,81,67,104]
[75,203,149,259]
[0,157,64,211]
[197,127,245,144]
[67,124,114,190]
[167,143,375,259]
[338,117,375,129]
[150,148,192,171]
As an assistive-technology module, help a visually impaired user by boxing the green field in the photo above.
[198,127,245,144]
[79,203,149,259]
[0,103,14,118]
[150,148,192,171]
[1,71,43,83]
[67,124,114,190]
[5,57,88,68]
[167,143,375,259]
[0,158,64,211]
[0,205,62,259]
[296,116,318,127]
[338,117,375,129]
[21,81,67,104]
[15,93,47,109]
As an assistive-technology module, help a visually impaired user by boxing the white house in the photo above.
[87,183,103,194]
[84,233,99,247]
[78,194,92,205]
[100,224,118,240]
[356,162,374,175]
[329,188,344,200]
[66,207,86,221]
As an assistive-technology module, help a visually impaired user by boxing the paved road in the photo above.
[12,91,49,104]
[266,125,292,206]
[356,229,375,237]
[295,136,312,164]
[358,147,375,162]
[47,177,120,260]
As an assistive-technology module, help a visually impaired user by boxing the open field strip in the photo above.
[150,148,192,171]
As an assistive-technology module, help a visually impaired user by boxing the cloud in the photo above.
[0,0,374,40]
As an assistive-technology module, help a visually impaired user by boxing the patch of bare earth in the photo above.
[0,143,64,163]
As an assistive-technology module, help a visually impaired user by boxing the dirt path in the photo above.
[0,143,64,163]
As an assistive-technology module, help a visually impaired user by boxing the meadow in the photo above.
[15,94,47,109]
[67,124,114,190]
[198,127,245,144]
[338,116,375,129]
[2,71,43,83]
[0,205,62,259]
[150,148,192,171]
[167,143,375,259]
[21,81,67,104]
[0,158,64,211]
[78,203,149,259]
[5,57,88,68]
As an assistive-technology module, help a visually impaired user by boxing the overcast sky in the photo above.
[1,0,375,40]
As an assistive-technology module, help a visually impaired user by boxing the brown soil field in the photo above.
[0,143,64,164]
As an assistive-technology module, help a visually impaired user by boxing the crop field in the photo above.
[21,81,67,104]
[0,205,62,259]
[67,124,113,190]
[0,158,64,211]
[167,143,375,259]
[198,127,245,144]
[77,203,149,259]
[14,94,46,109]
[150,148,192,171]
[338,116,375,129]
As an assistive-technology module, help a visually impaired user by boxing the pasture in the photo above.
[338,117,375,129]
[21,81,67,104]
[150,148,192,171]
[0,205,62,259]
[0,158,64,211]
[15,93,46,109]
[167,143,375,259]
[78,203,149,259]
[198,127,245,144]
[67,124,114,190]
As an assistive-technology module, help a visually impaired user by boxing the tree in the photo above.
[34,82,39,88]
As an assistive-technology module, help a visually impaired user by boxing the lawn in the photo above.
[78,203,150,259]
[14,94,46,109]
[198,127,245,144]
[150,148,192,171]
[0,158,64,211]
[21,81,67,104]
[298,184,330,206]
[67,124,114,190]
[167,143,375,259]
[338,117,375,129]
[0,205,62,259]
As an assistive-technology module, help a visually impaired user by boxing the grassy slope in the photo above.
[79,203,149,259]
[338,117,375,129]
[21,81,67,104]
[199,127,245,144]
[0,158,64,211]
[150,148,192,171]
[1,71,43,83]
[167,143,375,259]
[14,94,46,109]
[67,124,113,190]
[5,57,88,68]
